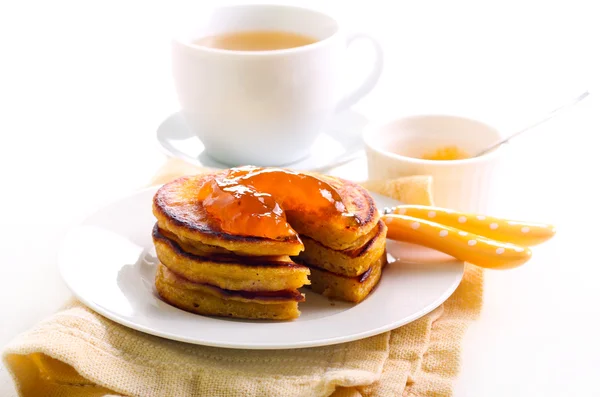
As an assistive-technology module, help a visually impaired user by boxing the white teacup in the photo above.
[172,4,383,166]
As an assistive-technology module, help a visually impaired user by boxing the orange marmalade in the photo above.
[421,146,470,160]
[198,166,350,239]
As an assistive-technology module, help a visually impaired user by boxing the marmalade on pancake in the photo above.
[198,166,352,239]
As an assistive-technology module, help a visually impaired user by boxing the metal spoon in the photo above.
[474,91,590,157]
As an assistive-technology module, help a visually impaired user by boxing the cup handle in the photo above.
[335,32,384,112]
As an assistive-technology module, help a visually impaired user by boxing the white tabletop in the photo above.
[1,0,598,395]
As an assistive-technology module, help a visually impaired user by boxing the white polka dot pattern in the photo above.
[388,205,556,247]
[382,213,534,270]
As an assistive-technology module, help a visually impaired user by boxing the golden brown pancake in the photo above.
[295,220,387,277]
[155,264,302,320]
[306,252,387,303]
[158,226,244,256]
[153,173,303,256]
[153,224,310,292]
[287,172,380,250]
[152,171,379,255]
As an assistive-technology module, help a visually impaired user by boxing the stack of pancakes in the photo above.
[152,169,387,320]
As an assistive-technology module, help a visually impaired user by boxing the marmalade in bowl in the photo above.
[421,146,470,160]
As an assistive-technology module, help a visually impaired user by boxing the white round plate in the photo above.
[59,188,464,349]
[157,110,368,172]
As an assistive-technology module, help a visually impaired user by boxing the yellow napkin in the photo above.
[3,159,483,397]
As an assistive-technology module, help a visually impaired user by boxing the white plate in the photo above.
[156,110,368,172]
[59,188,464,349]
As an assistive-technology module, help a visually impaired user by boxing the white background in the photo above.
[1,0,598,396]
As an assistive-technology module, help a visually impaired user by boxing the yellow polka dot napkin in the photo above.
[3,159,483,397]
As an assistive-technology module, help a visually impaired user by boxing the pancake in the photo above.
[306,252,387,303]
[153,173,303,256]
[152,169,379,256]
[155,264,302,320]
[286,172,380,250]
[153,224,310,292]
[295,220,387,277]
[158,226,245,256]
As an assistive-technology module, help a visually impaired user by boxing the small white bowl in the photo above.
[363,115,506,212]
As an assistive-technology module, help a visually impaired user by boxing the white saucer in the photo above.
[58,187,464,350]
[156,110,368,171]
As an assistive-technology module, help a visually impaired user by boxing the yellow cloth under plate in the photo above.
[3,159,483,397]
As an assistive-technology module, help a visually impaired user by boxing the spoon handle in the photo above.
[385,205,556,246]
[476,91,590,157]
[383,214,532,269]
